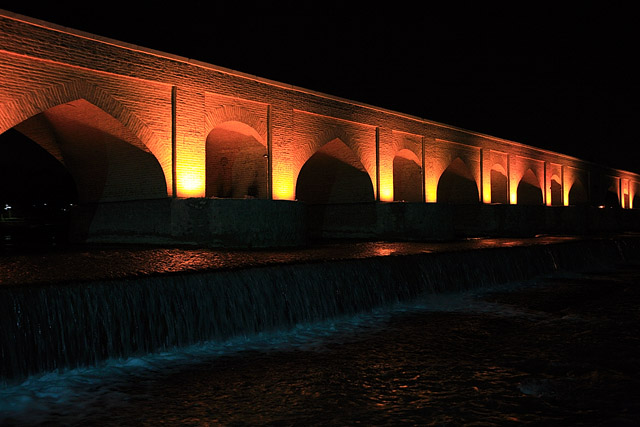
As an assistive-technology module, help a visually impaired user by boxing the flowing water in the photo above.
[0,236,639,425]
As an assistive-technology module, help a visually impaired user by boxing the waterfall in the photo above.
[1,236,638,384]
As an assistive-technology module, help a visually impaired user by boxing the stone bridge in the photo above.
[1,10,639,246]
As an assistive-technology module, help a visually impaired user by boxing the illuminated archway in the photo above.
[490,164,508,204]
[0,81,172,196]
[393,149,422,202]
[296,138,374,204]
[568,179,589,205]
[437,157,479,204]
[517,169,543,205]
[11,99,167,203]
[550,175,562,206]
[0,99,168,245]
[205,121,267,199]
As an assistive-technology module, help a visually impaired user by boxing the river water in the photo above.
[1,236,639,426]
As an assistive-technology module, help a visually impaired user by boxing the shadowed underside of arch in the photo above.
[393,149,422,202]
[517,169,543,205]
[7,99,167,203]
[296,138,374,204]
[0,80,172,196]
[605,187,620,207]
[205,121,267,199]
[550,175,562,206]
[569,178,589,205]
[437,157,479,204]
[491,164,508,204]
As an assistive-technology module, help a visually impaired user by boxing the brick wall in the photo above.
[1,11,638,207]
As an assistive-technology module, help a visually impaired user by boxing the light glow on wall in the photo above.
[272,162,296,200]
[273,180,295,200]
[482,178,491,204]
[379,179,394,202]
[425,181,438,203]
[4,12,640,216]
[622,179,629,209]
[176,166,205,197]
[509,187,517,205]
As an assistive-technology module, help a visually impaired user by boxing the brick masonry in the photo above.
[1,10,639,210]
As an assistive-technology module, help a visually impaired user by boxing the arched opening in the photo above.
[393,149,422,202]
[568,179,589,206]
[550,175,562,206]
[490,164,508,204]
[517,169,543,205]
[206,121,267,198]
[38,99,166,202]
[633,192,640,209]
[437,157,479,204]
[1,99,166,247]
[605,187,619,208]
[296,138,374,204]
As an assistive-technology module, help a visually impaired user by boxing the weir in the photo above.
[2,235,639,385]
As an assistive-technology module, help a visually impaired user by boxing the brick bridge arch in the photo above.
[393,149,422,202]
[294,126,376,200]
[204,107,268,199]
[205,105,267,145]
[0,79,171,196]
[436,157,480,204]
[295,132,375,204]
[517,168,544,205]
[490,163,509,204]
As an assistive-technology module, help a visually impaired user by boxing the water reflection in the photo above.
[2,235,639,425]
[1,258,639,425]
[1,235,584,287]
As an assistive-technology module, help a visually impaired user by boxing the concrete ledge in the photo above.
[171,198,306,247]
[69,198,640,247]
[305,202,640,241]
[305,202,454,241]
[70,198,306,248]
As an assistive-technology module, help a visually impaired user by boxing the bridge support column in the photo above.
[424,139,438,203]
[562,165,569,206]
[266,105,273,199]
[481,149,491,203]
[421,137,426,203]
[173,87,205,197]
[543,162,549,206]
[376,127,394,201]
[508,155,517,204]
[270,106,295,200]
[622,178,630,208]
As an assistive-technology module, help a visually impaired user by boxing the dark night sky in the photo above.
[2,3,639,173]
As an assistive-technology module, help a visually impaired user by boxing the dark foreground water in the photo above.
[1,237,639,425]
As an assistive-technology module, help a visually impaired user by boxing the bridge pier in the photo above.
[65,198,640,248]
[69,198,306,248]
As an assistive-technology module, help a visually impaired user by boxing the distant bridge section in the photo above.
[1,10,638,246]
